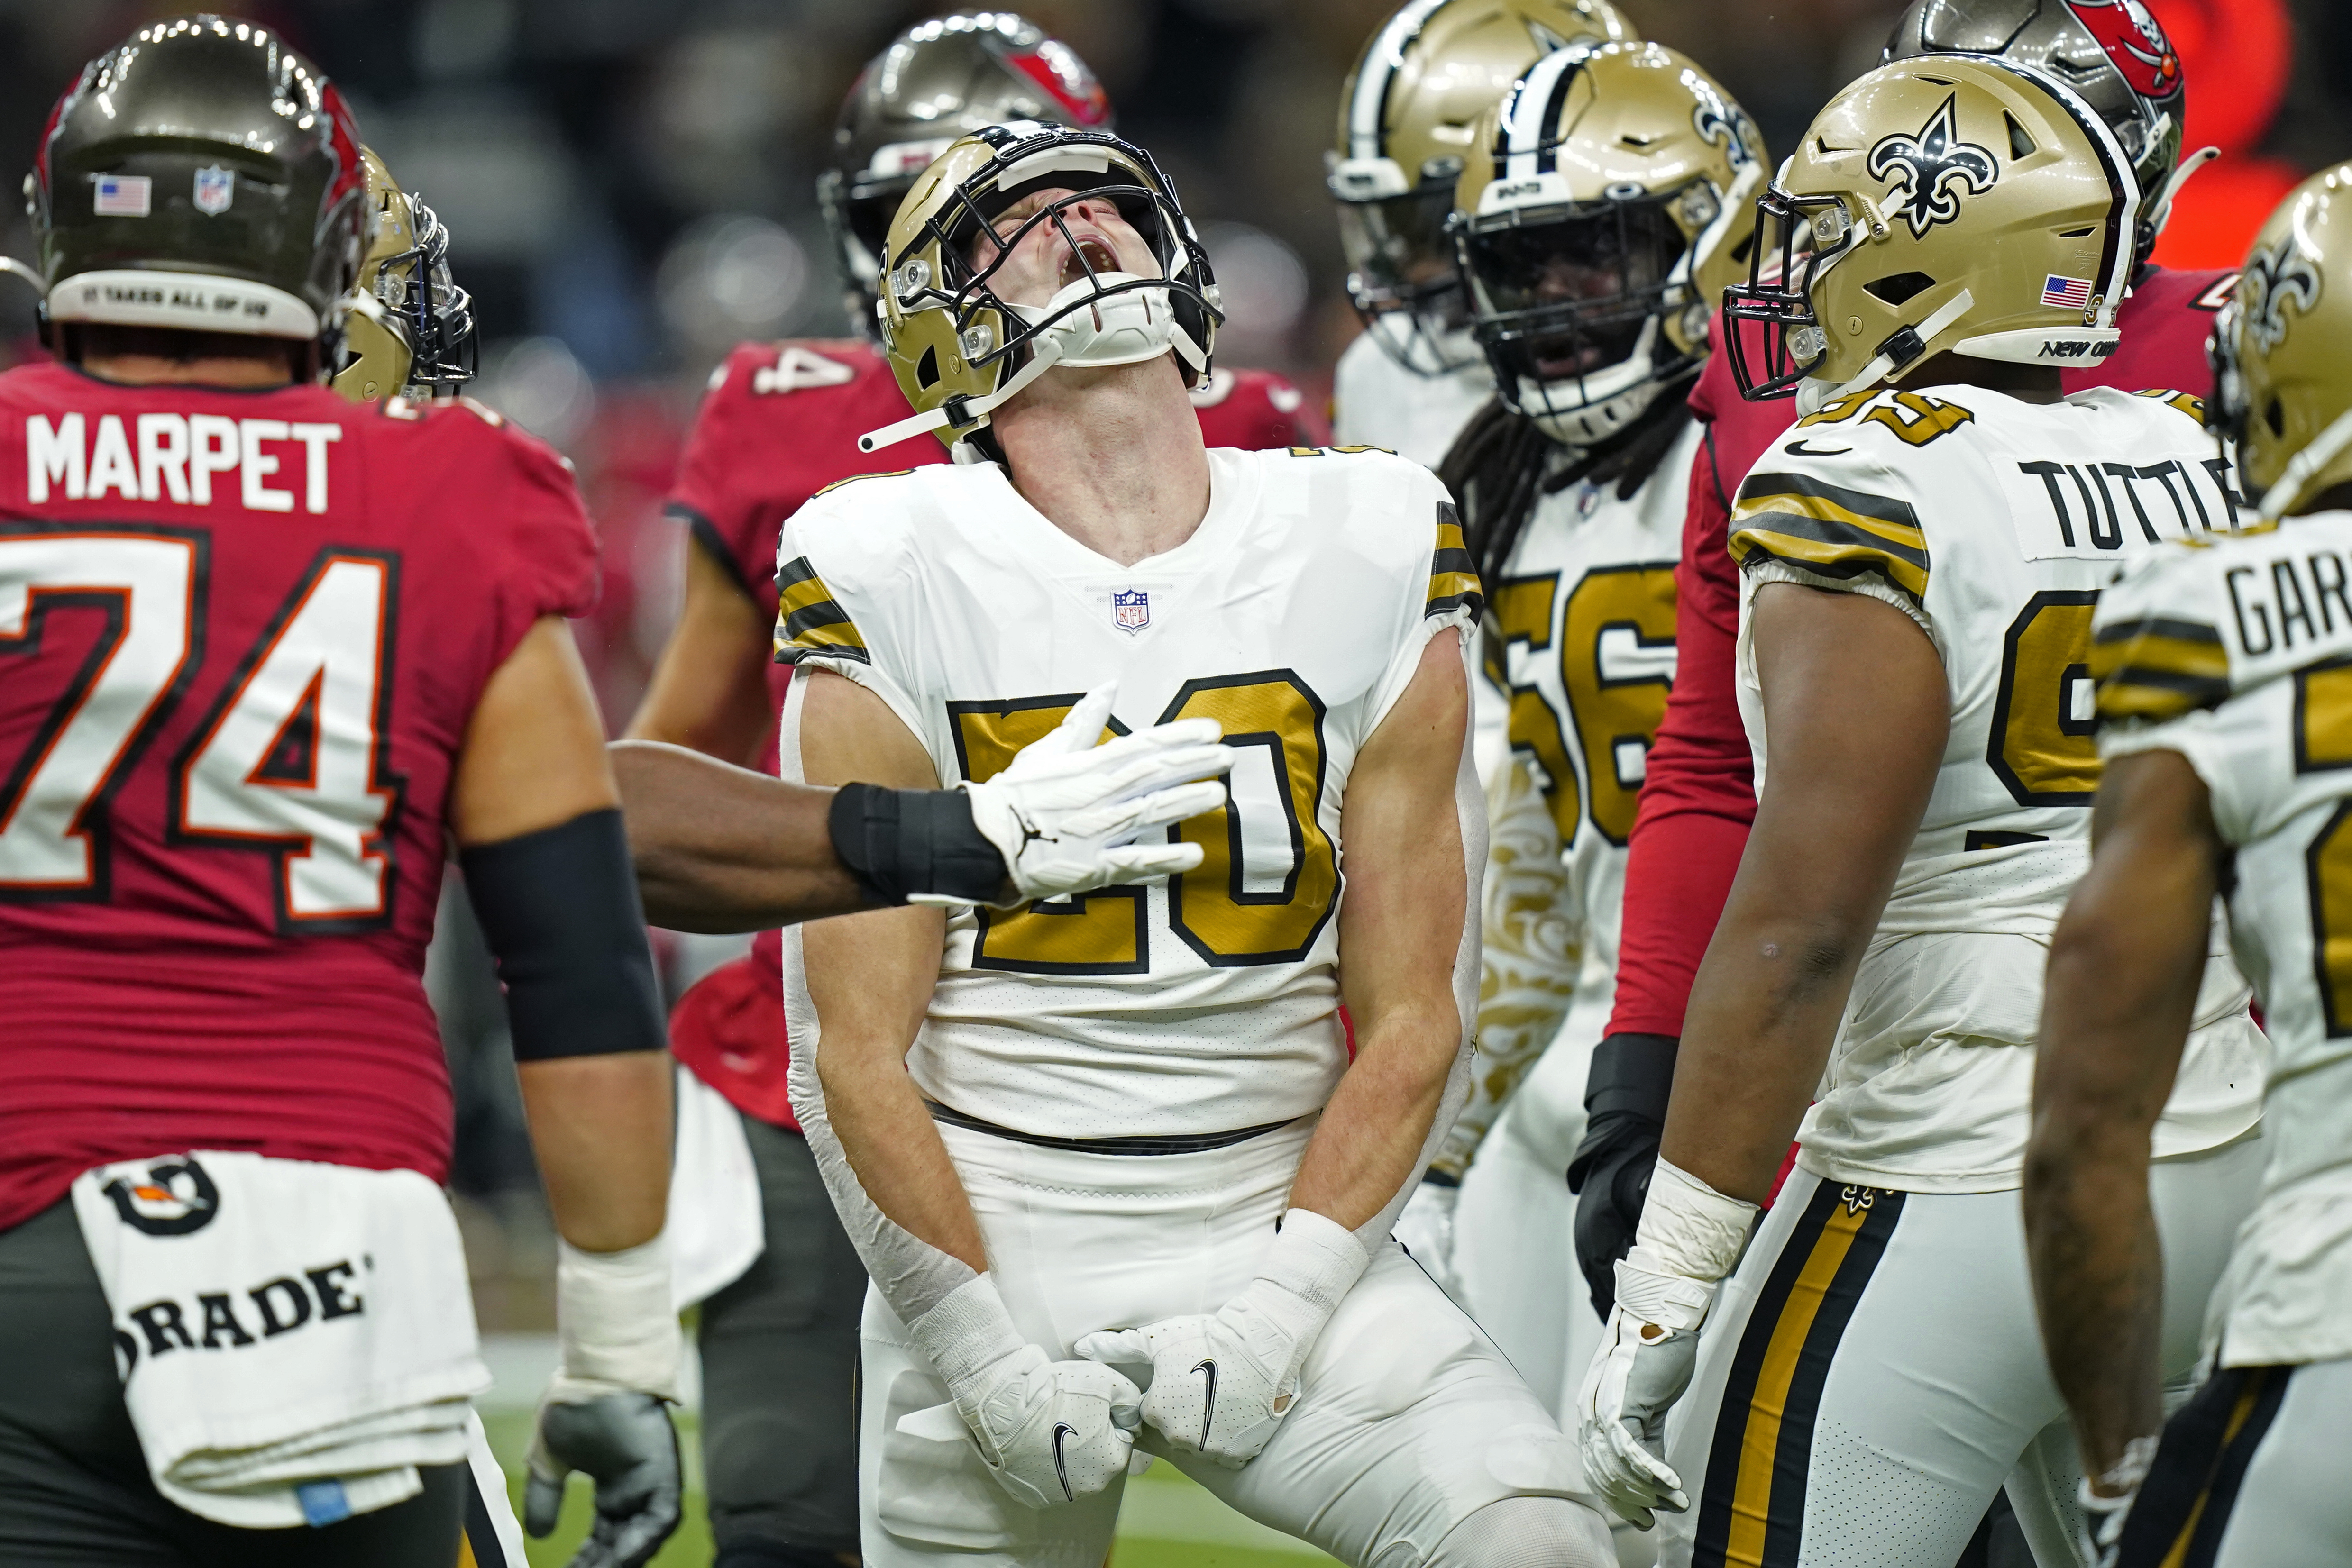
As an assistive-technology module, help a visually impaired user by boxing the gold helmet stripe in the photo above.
[1345,0,1455,164]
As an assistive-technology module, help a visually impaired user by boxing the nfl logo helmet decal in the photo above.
[192,164,235,215]
[101,1156,221,1236]
[1112,588,1151,633]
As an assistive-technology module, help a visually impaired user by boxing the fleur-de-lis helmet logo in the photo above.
[1866,94,1999,239]
[2242,237,2322,354]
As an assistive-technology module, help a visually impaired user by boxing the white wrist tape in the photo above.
[906,1274,1027,1392]
[1629,1158,1758,1285]
[555,1235,683,1402]
[1257,1208,1371,1327]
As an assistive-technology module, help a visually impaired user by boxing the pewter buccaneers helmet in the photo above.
[1330,0,1636,376]
[2209,164,2352,521]
[1453,42,1764,444]
[333,147,476,402]
[1722,55,2141,410]
[857,124,1220,460]
[819,13,1112,334]
[1884,0,2194,266]
[31,15,367,372]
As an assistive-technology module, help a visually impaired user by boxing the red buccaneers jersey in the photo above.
[0,363,597,1231]
[1606,265,2237,1041]
[663,338,1318,1128]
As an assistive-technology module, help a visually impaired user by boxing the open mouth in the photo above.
[1060,235,1120,287]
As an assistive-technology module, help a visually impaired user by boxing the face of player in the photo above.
[974,186,1164,308]
[1471,201,1684,378]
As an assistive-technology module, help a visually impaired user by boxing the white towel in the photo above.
[71,1151,489,1528]
[667,1062,766,1311]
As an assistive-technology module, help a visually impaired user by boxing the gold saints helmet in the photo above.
[1722,54,2139,411]
[856,123,1219,460]
[1453,41,1764,446]
[2210,164,2352,521]
[1329,0,1636,375]
[332,147,475,403]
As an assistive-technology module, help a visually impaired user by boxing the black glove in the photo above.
[525,1391,683,1568]
[1565,1032,1677,1320]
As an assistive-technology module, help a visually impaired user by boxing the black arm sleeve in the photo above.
[459,808,668,1062]
[826,782,1005,907]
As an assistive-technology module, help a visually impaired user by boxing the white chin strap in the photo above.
[1796,288,1975,415]
[1519,316,1668,447]
[859,272,1203,455]
[2147,145,2218,241]
[2260,406,2352,524]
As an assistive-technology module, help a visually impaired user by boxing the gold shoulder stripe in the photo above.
[772,554,869,665]
[2133,389,2206,422]
[1729,472,1929,604]
[1428,499,1484,618]
[810,468,915,501]
[2089,613,2228,722]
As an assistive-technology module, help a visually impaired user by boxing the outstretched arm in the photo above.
[611,741,864,930]
[2024,748,2221,1494]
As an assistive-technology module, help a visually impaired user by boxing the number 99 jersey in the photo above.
[1725,383,2263,1185]
[774,445,1480,1140]
[2096,511,2352,1368]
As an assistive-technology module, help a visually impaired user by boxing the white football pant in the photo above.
[856,1118,1615,1568]
[1652,1136,2264,1568]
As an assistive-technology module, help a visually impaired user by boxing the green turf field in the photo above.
[480,1410,1334,1568]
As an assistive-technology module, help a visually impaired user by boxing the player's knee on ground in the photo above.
[1424,1495,1615,1568]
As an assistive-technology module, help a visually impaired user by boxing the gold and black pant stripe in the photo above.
[1691,1182,1905,1568]
[2114,1364,2292,1568]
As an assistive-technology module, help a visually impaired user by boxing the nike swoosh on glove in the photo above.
[945,683,1234,909]
[943,1348,1144,1509]
[525,1391,683,1568]
[1077,1208,1368,1468]
[906,1275,1142,1510]
[1574,1249,1711,1529]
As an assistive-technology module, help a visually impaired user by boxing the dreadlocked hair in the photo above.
[1437,372,1701,590]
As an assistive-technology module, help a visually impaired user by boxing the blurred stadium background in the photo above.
[0,1,2331,1561]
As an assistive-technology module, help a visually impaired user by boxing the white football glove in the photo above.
[1393,1176,1466,1308]
[947,683,1234,909]
[905,1276,1143,1509]
[1076,1208,1367,1468]
[526,1237,685,1568]
[2078,1435,2158,1568]
[1574,1159,1755,1530]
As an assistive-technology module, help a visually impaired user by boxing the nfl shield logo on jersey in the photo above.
[192,165,235,215]
[1112,588,1150,633]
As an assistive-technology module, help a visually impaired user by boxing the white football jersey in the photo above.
[2097,511,2352,1366]
[1486,419,1694,986]
[1332,332,1493,472]
[774,446,1480,1140]
[1728,385,2264,1188]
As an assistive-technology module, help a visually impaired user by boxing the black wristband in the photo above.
[827,783,1006,907]
[459,809,666,1063]
[1583,1032,1679,1124]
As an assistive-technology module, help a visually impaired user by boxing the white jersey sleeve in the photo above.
[2095,514,2352,1367]
[1726,385,2263,1191]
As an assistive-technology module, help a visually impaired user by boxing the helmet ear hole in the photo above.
[2268,397,2288,438]
[915,344,942,390]
[1864,271,1937,307]
[2006,113,2036,160]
